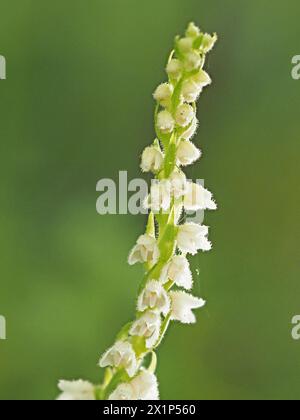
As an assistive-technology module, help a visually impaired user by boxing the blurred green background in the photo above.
[0,0,299,400]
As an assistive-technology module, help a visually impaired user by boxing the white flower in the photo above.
[138,280,170,316]
[132,371,159,400]
[109,371,159,401]
[130,311,161,349]
[108,383,135,400]
[176,139,201,166]
[169,171,187,199]
[191,69,211,88]
[201,33,217,53]
[153,83,174,107]
[177,37,194,54]
[182,80,202,103]
[57,380,95,401]
[177,223,212,255]
[160,256,193,290]
[144,180,171,213]
[166,59,182,79]
[141,145,164,173]
[157,110,175,134]
[169,291,206,324]
[184,183,217,211]
[182,118,198,141]
[128,234,160,266]
[184,51,201,72]
[175,104,195,128]
[99,341,137,378]
[186,22,201,39]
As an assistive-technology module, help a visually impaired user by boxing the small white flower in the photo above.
[160,256,193,290]
[169,171,187,199]
[186,22,201,39]
[184,182,217,211]
[57,380,95,401]
[169,291,206,324]
[144,180,171,213]
[141,145,164,173]
[157,110,175,134]
[109,371,159,401]
[176,139,201,166]
[184,51,201,72]
[175,104,195,128]
[153,83,174,107]
[201,33,218,53]
[166,59,182,80]
[191,69,212,88]
[138,280,170,316]
[108,383,136,400]
[128,234,160,266]
[130,311,161,349]
[182,118,198,141]
[182,80,203,103]
[177,223,212,255]
[132,371,159,400]
[99,341,137,378]
[177,37,194,54]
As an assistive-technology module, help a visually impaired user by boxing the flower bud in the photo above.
[169,170,187,199]
[144,180,172,213]
[182,118,198,141]
[153,83,174,107]
[201,33,218,53]
[176,139,201,166]
[109,371,159,401]
[175,104,195,128]
[141,145,164,173]
[166,59,183,80]
[184,182,217,211]
[99,341,138,378]
[160,256,193,290]
[130,311,161,349]
[138,280,170,316]
[191,69,211,87]
[169,291,206,324]
[157,110,175,133]
[182,79,202,103]
[177,37,194,54]
[177,223,212,255]
[186,22,201,39]
[184,51,201,72]
[128,234,160,266]
[57,380,95,401]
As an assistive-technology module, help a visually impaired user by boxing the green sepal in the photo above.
[103,369,130,400]
[193,34,204,50]
[171,78,184,115]
[164,133,177,178]
[116,322,133,341]
[131,335,148,357]
[146,212,156,238]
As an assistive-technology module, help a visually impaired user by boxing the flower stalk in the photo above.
[57,22,218,401]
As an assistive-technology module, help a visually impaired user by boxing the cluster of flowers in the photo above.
[57,22,217,401]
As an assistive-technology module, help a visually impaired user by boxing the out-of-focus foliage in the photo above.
[0,0,299,400]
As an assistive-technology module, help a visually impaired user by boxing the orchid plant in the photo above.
[57,22,217,401]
